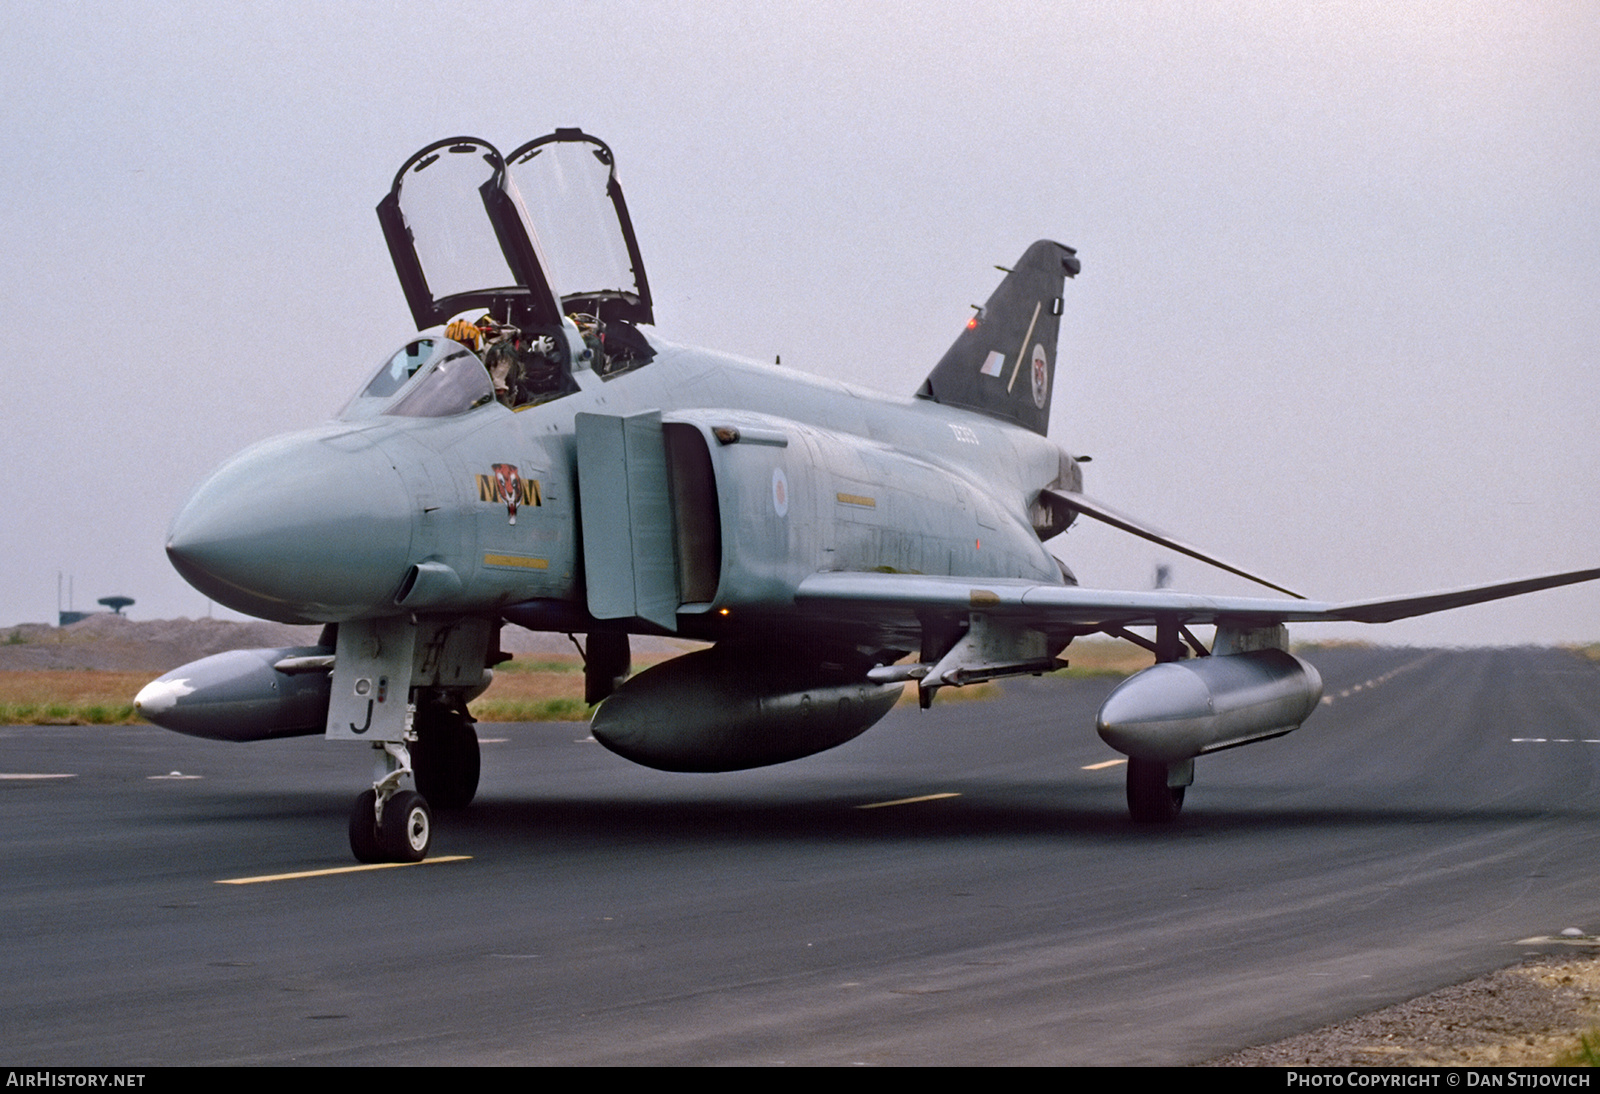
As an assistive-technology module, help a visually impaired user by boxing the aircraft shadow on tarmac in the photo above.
[180,783,1596,854]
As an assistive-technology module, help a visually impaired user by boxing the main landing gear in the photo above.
[1120,616,1193,825]
[1126,757,1187,824]
[411,702,481,810]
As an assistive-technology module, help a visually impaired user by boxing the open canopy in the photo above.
[377,129,653,332]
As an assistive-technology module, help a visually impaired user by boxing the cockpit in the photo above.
[339,338,496,421]
[366,128,657,417]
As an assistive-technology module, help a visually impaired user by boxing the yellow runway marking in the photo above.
[217,855,472,885]
[856,792,960,810]
[1082,758,1126,770]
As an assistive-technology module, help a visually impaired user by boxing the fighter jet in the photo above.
[135,129,1600,864]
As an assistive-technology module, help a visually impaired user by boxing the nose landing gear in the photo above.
[349,740,434,863]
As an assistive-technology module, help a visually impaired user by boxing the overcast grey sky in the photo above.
[2,1,1595,644]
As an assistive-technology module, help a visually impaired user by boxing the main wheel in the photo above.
[1126,758,1185,824]
[377,789,432,862]
[348,789,383,863]
[412,707,481,810]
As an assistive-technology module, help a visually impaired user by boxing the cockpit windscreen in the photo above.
[340,338,495,421]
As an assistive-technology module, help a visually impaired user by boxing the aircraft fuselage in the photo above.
[167,334,1074,640]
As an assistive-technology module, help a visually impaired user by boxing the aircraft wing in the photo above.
[794,566,1600,631]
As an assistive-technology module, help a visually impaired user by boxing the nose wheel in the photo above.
[349,788,434,863]
[348,740,434,863]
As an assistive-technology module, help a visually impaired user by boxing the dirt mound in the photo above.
[0,616,322,673]
[0,616,695,674]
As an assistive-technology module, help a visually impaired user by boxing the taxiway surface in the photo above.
[3,646,1598,1064]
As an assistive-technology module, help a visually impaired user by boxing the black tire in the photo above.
[1127,758,1185,824]
[377,789,432,862]
[348,789,384,863]
[413,707,481,810]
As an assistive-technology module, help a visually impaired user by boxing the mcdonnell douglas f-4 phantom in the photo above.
[136,130,1600,864]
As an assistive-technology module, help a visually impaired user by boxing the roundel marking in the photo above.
[772,467,789,517]
[1030,343,1049,410]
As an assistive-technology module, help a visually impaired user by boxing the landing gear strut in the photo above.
[1121,616,1190,825]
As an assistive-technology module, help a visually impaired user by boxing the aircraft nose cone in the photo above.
[167,429,414,621]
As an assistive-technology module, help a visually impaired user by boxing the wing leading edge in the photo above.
[795,566,1600,631]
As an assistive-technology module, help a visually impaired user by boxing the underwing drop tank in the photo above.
[1095,649,1323,763]
[134,646,333,742]
[591,647,903,772]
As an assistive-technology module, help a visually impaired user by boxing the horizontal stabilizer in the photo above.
[1047,489,1304,599]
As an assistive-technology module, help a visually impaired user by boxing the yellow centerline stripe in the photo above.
[217,855,472,884]
[1082,758,1127,770]
[856,792,960,810]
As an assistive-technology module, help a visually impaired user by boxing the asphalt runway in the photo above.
[3,646,1599,1065]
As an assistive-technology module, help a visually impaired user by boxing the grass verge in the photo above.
[1555,1033,1600,1066]
[2,639,1163,727]
[0,672,149,725]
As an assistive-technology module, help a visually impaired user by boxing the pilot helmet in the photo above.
[444,309,490,350]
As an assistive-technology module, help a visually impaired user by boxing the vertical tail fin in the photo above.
[915,240,1078,436]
